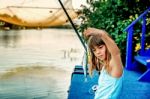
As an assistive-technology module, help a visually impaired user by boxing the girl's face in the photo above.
[92,45,106,61]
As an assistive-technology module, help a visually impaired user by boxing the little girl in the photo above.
[84,28,123,99]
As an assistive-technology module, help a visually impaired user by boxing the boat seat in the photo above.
[73,65,84,74]
[74,65,83,71]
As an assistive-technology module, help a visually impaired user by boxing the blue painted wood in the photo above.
[125,7,150,31]
[134,56,150,67]
[125,7,150,82]
[134,55,150,82]
[68,68,150,99]
[138,69,150,82]
[126,27,134,70]
[73,68,84,74]
[74,65,83,71]
[68,67,98,99]
[143,49,150,56]
[140,15,146,55]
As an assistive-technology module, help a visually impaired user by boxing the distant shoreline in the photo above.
[0,24,74,30]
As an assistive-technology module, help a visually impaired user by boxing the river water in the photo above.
[0,28,84,99]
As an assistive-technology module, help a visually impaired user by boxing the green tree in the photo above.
[78,0,150,64]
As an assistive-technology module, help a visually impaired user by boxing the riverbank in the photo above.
[0,24,73,30]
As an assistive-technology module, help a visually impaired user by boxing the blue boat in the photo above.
[1,1,150,98]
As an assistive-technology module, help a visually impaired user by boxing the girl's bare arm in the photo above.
[84,28,123,77]
[84,28,120,55]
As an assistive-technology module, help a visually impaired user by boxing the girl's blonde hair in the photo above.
[88,35,111,76]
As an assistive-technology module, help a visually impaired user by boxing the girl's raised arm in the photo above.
[84,28,120,56]
[84,28,123,77]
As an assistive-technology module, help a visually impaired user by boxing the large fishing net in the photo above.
[0,0,78,27]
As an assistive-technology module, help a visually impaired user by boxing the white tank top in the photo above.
[94,67,123,99]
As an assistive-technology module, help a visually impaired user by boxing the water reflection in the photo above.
[0,66,71,99]
[0,30,20,48]
[0,29,84,70]
[61,48,80,61]
[0,28,84,99]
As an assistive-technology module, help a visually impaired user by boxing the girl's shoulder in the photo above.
[108,64,123,78]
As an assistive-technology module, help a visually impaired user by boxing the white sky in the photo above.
[72,0,88,9]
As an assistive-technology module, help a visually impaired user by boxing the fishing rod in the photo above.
[58,0,87,51]
[58,0,88,81]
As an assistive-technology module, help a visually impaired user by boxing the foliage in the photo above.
[78,0,150,64]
